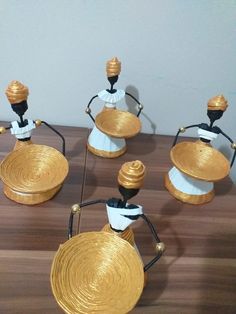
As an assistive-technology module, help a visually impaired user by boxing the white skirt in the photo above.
[165,167,214,204]
[87,126,126,158]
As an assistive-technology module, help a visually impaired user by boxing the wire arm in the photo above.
[172,124,200,147]
[140,214,165,272]
[218,129,236,167]
[41,121,66,156]
[125,92,143,117]
[85,95,98,122]
[68,199,107,239]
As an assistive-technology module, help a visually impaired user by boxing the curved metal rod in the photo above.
[41,121,65,156]
[125,92,143,117]
[172,124,200,147]
[140,214,165,272]
[218,128,235,167]
[85,95,99,122]
[68,199,107,239]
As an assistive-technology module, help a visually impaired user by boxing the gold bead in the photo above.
[0,127,6,134]
[179,127,186,133]
[35,119,42,127]
[231,143,236,150]
[71,204,80,214]
[156,242,165,254]
[138,104,143,110]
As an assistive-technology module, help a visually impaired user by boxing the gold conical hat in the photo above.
[51,231,144,314]
[106,57,121,77]
[95,109,141,138]
[170,141,230,181]
[207,95,228,111]
[0,144,68,193]
[5,80,29,104]
[118,160,146,189]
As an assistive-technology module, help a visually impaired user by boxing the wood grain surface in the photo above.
[0,127,236,314]
[80,133,236,314]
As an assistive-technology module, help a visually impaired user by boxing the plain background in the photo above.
[0,0,236,182]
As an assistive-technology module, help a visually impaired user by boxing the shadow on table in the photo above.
[66,137,88,161]
[214,178,233,196]
[127,134,157,156]
[52,164,97,206]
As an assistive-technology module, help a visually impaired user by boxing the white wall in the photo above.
[0,0,236,181]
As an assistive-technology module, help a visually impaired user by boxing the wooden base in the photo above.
[164,173,215,205]
[3,184,62,205]
[87,142,127,158]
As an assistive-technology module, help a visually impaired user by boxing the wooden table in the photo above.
[0,125,236,314]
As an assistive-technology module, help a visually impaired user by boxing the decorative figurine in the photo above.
[0,80,68,205]
[85,57,143,158]
[51,160,165,314]
[1,80,65,154]
[165,95,236,205]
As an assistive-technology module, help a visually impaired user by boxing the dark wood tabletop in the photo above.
[0,125,236,314]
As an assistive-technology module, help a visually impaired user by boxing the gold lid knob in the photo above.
[106,57,121,77]
[118,160,145,189]
[207,95,228,111]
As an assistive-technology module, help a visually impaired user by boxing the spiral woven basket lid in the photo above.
[95,109,141,138]
[0,144,69,193]
[170,141,230,181]
[51,231,144,314]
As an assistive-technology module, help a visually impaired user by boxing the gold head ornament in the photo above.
[118,160,146,189]
[207,95,228,111]
[5,80,29,104]
[106,57,121,77]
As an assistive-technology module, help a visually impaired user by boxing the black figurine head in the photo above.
[207,95,228,123]
[207,109,224,123]
[11,100,28,116]
[118,185,139,201]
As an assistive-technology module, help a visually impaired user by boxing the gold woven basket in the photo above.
[95,109,141,138]
[171,140,230,182]
[0,144,69,204]
[51,231,144,314]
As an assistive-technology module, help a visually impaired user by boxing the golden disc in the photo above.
[51,231,144,314]
[170,141,230,181]
[0,144,69,193]
[95,109,141,138]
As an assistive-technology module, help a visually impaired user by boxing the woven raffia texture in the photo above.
[0,144,68,193]
[51,231,144,314]
[95,110,141,138]
[102,224,135,246]
[170,141,230,182]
